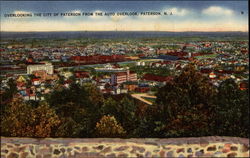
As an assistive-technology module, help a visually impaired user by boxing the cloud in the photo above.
[110,14,127,22]
[1,18,248,32]
[67,10,81,15]
[13,10,32,14]
[165,7,190,16]
[202,6,234,16]
[1,6,247,32]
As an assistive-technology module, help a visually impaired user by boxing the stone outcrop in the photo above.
[1,136,249,157]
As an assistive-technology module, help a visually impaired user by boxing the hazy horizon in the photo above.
[1,31,249,33]
[1,31,248,39]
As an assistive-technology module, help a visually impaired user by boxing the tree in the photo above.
[214,79,249,138]
[46,83,88,108]
[68,75,76,83]
[46,83,105,137]
[83,83,104,109]
[1,98,32,137]
[31,103,61,137]
[118,96,138,136]
[135,102,166,138]
[26,78,32,89]
[101,97,118,116]
[51,102,88,137]
[101,95,138,137]
[154,64,217,137]
[1,98,60,137]
[28,74,36,80]
[82,83,105,136]
[1,78,18,104]
[54,117,84,137]
[95,115,126,137]
[57,75,65,85]
[36,91,42,101]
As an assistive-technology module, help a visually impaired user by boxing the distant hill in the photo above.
[0,31,248,39]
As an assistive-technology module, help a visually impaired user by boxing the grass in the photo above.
[141,96,156,103]
[195,54,217,59]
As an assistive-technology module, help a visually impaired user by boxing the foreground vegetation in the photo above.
[1,64,249,138]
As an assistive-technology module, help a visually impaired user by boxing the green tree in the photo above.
[52,102,88,137]
[101,97,118,116]
[7,78,18,95]
[1,78,18,104]
[46,83,88,108]
[101,95,138,137]
[118,96,138,136]
[46,83,104,137]
[54,117,84,137]
[83,83,104,109]
[57,75,65,85]
[82,83,105,136]
[154,64,217,137]
[214,79,249,138]
[28,74,36,80]
[135,102,166,137]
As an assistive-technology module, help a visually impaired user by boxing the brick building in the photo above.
[111,68,137,85]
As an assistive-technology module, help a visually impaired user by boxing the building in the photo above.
[27,62,53,75]
[33,70,58,81]
[111,67,137,85]
[209,72,216,79]
[124,83,138,91]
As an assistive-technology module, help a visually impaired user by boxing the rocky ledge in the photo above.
[1,136,249,158]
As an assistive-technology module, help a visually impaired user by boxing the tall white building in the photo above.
[27,62,54,75]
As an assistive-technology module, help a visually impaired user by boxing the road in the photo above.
[131,93,156,105]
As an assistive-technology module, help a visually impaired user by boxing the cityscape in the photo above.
[0,32,248,138]
[0,34,248,101]
[0,0,249,157]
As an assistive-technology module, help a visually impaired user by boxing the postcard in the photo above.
[0,0,249,157]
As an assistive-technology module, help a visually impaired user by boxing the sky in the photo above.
[0,1,248,32]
